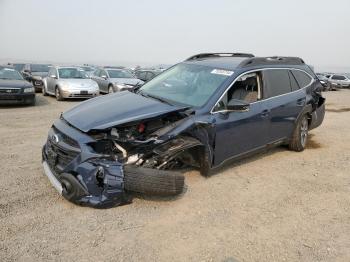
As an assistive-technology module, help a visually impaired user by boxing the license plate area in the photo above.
[80,90,88,95]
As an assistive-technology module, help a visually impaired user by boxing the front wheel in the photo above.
[108,85,114,94]
[42,84,48,96]
[55,87,64,101]
[289,115,308,152]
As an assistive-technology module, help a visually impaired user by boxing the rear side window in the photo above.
[291,70,312,88]
[262,69,291,98]
[288,71,300,91]
[331,75,346,80]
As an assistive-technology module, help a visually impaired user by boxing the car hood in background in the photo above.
[31,72,49,78]
[0,79,32,88]
[58,79,97,88]
[110,78,144,86]
[63,91,187,132]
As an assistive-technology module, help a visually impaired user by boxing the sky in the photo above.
[0,0,350,71]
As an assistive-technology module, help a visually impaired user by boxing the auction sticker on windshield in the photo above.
[211,69,234,76]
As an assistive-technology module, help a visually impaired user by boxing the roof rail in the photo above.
[186,53,255,61]
[238,56,305,67]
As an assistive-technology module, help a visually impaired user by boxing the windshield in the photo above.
[107,70,135,79]
[13,64,25,71]
[58,68,88,79]
[31,64,50,72]
[0,68,24,80]
[139,63,231,107]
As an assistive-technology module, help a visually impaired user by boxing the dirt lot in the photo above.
[0,90,349,262]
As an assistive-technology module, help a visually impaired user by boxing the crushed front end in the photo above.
[42,109,212,208]
[42,118,130,208]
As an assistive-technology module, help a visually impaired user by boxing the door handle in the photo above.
[297,98,306,106]
[260,109,270,118]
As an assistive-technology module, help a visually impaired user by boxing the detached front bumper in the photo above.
[41,120,130,208]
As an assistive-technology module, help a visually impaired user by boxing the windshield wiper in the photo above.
[138,91,173,105]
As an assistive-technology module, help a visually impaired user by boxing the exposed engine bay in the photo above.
[87,111,208,172]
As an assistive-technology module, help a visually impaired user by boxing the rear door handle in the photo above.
[297,98,306,106]
[260,109,270,118]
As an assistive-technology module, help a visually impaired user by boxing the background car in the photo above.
[328,74,350,89]
[92,67,144,94]
[316,73,329,90]
[42,66,99,101]
[79,65,96,78]
[134,68,162,82]
[22,64,51,92]
[0,67,35,105]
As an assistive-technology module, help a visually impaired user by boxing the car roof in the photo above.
[182,53,307,71]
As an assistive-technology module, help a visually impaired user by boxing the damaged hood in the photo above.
[63,91,188,132]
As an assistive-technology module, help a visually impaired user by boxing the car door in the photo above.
[92,69,103,92]
[261,69,310,143]
[213,71,270,165]
[46,68,56,93]
[99,69,109,93]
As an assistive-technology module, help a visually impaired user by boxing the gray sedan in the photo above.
[92,68,144,94]
[328,74,350,89]
[43,66,99,101]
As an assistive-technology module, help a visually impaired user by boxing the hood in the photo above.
[63,91,187,132]
[0,79,32,89]
[31,72,48,78]
[110,78,144,86]
[58,79,97,88]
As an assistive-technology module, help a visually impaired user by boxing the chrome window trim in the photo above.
[210,67,314,114]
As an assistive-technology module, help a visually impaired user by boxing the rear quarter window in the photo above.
[262,69,291,98]
[291,70,312,88]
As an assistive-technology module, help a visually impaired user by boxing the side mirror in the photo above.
[226,99,250,112]
[49,75,57,79]
[23,69,31,73]
[101,75,107,80]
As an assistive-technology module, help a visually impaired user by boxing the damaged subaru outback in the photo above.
[42,53,325,208]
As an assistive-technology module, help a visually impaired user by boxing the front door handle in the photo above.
[260,109,270,118]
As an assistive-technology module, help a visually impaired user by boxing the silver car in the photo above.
[92,68,144,94]
[42,66,99,101]
[328,74,350,89]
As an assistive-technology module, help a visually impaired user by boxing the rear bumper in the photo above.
[310,97,325,130]
[0,93,35,105]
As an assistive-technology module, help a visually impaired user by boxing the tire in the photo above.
[124,166,184,196]
[289,115,308,152]
[108,85,114,94]
[55,87,64,101]
[42,84,48,96]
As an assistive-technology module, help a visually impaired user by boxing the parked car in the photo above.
[79,66,96,78]
[12,63,26,72]
[328,74,350,89]
[42,53,325,208]
[316,73,329,90]
[92,67,144,94]
[134,69,162,82]
[22,64,51,92]
[42,66,99,101]
[0,67,35,105]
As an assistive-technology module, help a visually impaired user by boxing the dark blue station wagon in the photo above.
[42,53,325,208]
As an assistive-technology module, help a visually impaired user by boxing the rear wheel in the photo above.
[289,115,308,152]
[55,87,64,101]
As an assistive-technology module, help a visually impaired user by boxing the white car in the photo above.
[328,74,350,89]
[42,66,99,100]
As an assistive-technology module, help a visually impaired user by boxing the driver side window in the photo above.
[213,72,262,112]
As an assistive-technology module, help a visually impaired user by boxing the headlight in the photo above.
[60,84,70,90]
[23,87,35,93]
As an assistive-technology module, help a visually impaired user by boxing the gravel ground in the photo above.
[0,91,349,262]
